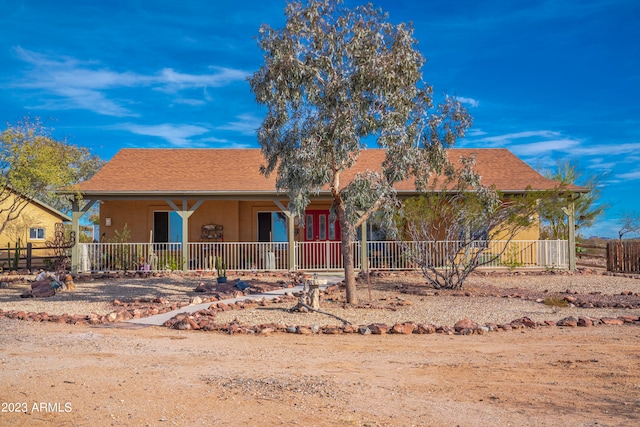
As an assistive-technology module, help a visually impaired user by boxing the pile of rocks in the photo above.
[0,297,185,325]
[163,312,640,335]
[20,273,75,298]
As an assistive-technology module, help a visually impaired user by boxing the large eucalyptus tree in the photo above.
[250,0,471,303]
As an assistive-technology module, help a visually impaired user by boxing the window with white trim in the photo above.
[30,227,45,240]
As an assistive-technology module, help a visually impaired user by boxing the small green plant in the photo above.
[164,255,179,271]
[6,239,22,270]
[544,295,569,308]
[42,257,54,271]
[215,256,227,279]
[502,242,524,271]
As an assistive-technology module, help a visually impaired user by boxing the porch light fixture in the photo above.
[105,217,112,226]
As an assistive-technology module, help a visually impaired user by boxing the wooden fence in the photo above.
[0,243,61,272]
[606,241,640,273]
[576,242,606,269]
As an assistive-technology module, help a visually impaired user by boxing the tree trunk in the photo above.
[308,281,320,309]
[335,197,357,304]
[342,235,357,304]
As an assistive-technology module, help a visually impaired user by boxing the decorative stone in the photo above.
[556,316,579,327]
[454,319,478,332]
[367,323,389,334]
[600,317,624,325]
[391,323,416,334]
[358,326,372,335]
[297,326,313,335]
[415,324,436,334]
[577,317,593,327]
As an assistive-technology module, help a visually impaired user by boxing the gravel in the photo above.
[1,270,639,328]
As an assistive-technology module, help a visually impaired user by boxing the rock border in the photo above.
[2,282,639,336]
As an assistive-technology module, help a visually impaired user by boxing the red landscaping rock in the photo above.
[368,323,390,334]
[415,324,436,334]
[510,317,537,328]
[454,318,478,332]
[578,317,593,327]
[557,316,579,327]
[322,326,343,334]
[296,326,313,335]
[391,322,416,334]
[600,317,624,325]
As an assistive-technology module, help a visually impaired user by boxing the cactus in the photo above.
[7,239,21,270]
[214,256,226,278]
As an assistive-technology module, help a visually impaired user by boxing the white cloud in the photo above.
[158,67,248,92]
[510,138,581,156]
[616,170,640,181]
[118,123,210,146]
[466,128,487,137]
[12,47,247,116]
[469,130,562,145]
[456,96,479,108]
[216,114,262,136]
[572,142,640,156]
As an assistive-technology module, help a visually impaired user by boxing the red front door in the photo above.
[303,210,341,268]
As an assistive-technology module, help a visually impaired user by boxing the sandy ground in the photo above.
[1,271,640,426]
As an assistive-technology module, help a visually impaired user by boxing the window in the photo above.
[153,211,183,243]
[306,214,314,241]
[319,214,327,240]
[30,227,45,240]
[258,212,288,242]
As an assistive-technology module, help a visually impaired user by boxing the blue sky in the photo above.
[1,0,638,238]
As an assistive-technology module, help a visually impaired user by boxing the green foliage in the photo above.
[538,158,607,239]
[0,116,104,234]
[249,0,471,303]
[400,155,539,289]
[105,224,132,271]
[502,242,524,271]
[6,239,22,270]
[107,223,131,244]
[544,295,569,307]
[164,255,179,272]
[214,256,227,278]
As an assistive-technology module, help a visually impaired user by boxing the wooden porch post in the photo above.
[70,197,97,274]
[166,199,204,272]
[562,198,577,271]
[273,199,296,271]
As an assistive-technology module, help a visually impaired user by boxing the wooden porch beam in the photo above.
[164,198,204,272]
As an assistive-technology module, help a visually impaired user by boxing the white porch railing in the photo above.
[77,240,568,273]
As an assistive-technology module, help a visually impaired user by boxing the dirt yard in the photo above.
[1,271,639,426]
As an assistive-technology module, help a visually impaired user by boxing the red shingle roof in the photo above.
[75,148,579,195]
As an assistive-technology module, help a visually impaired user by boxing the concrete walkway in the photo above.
[127,274,345,326]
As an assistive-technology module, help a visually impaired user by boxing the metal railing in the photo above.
[77,240,568,273]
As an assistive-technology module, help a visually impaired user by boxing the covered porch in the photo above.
[66,148,582,274]
[75,239,570,273]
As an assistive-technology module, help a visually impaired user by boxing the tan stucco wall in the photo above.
[100,199,540,243]
[0,198,66,247]
[102,199,289,242]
